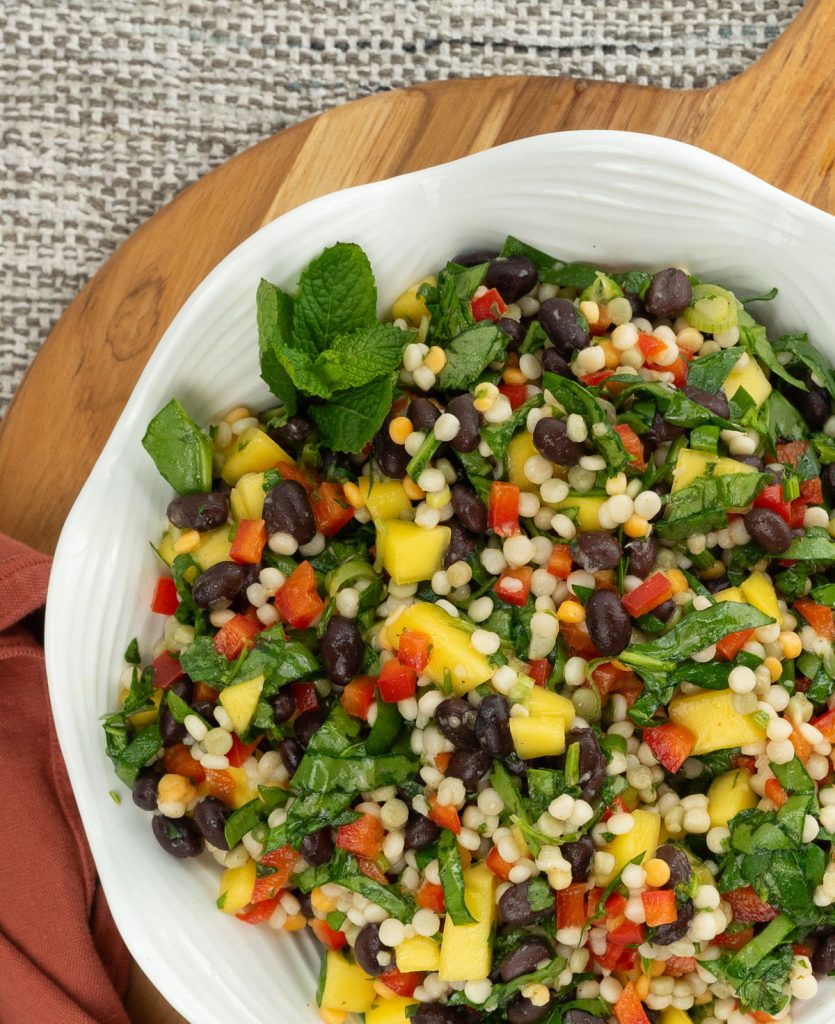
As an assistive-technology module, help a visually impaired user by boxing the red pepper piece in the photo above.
[236,894,281,924]
[764,776,789,808]
[377,660,417,703]
[795,598,835,640]
[152,650,185,690]
[227,734,261,768]
[162,743,205,783]
[527,659,551,687]
[471,287,508,323]
[380,970,424,998]
[556,883,587,929]
[310,481,354,538]
[291,682,320,714]
[341,676,377,720]
[776,440,809,467]
[275,561,324,629]
[150,576,179,615]
[398,630,431,672]
[725,885,779,922]
[214,613,260,660]
[499,383,529,410]
[486,846,514,880]
[311,918,347,950]
[642,722,696,773]
[613,423,647,471]
[416,881,446,914]
[641,888,678,926]
[494,566,533,607]
[716,627,755,661]
[621,572,673,618]
[230,518,267,564]
[428,794,461,835]
[614,981,651,1024]
[547,544,572,579]
[336,813,384,859]
[753,483,791,523]
[488,481,521,537]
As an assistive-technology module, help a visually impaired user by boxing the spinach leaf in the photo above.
[527,768,566,819]
[714,942,794,1017]
[331,858,417,922]
[457,955,567,1013]
[758,390,807,443]
[613,270,651,297]
[773,332,835,399]
[315,323,411,389]
[500,236,558,273]
[256,279,298,414]
[784,529,835,562]
[542,999,613,1024]
[293,242,377,353]
[437,324,508,391]
[543,372,629,472]
[114,724,162,786]
[419,264,477,342]
[310,375,395,453]
[611,377,737,429]
[455,448,494,504]
[482,394,544,461]
[438,829,476,925]
[264,790,358,851]
[685,348,743,392]
[291,751,418,794]
[655,472,769,541]
[224,788,290,849]
[771,757,816,798]
[541,263,598,289]
[365,700,402,755]
[179,636,228,686]
[142,399,213,495]
[737,308,805,391]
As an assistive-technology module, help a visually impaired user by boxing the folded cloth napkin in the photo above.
[0,533,130,1024]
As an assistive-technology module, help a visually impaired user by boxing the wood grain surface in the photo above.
[2,1,833,1021]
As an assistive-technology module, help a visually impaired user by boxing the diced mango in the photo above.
[230,472,267,521]
[524,687,576,724]
[668,689,766,755]
[156,524,233,571]
[556,495,606,531]
[723,359,772,408]
[671,449,757,493]
[221,428,293,485]
[367,998,419,1024]
[506,431,539,492]
[226,766,260,809]
[375,520,451,585]
[740,571,780,624]
[319,950,376,1013]
[660,1010,694,1024]
[128,688,163,729]
[604,808,661,882]
[218,858,256,914]
[708,769,758,828]
[360,477,412,520]
[439,863,497,982]
[510,715,566,760]
[396,935,441,973]
[385,601,492,694]
[392,277,435,327]
[714,587,743,604]
[219,675,264,735]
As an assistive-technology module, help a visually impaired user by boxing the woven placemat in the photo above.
[1,0,804,413]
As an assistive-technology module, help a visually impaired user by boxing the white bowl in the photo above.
[47,130,835,1024]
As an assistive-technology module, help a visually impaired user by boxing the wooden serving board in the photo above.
[2,1,834,1020]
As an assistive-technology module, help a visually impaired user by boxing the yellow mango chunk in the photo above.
[396,935,441,973]
[510,715,566,760]
[375,520,451,585]
[714,587,743,604]
[230,472,267,521]
[367,998,419,1024]
[360,477,412,520]
[439,863,497,982]
[660,1010,694,1024]
[386,601,492,694]
[222,428,293,485]
[218,859,256,915]
[556,495,606,531]
[506,431,539,492]
[723,359,772,408]
[740,570,780,624]
[127,689,163,730]
[392,277,435,327]
[671,449,757,493]
[156,524,233,571]
[219,675,264,735]
[708,769,758,828]
[669,689,766,755]
[524,687,576,724]
[319,950,376,1013]
[604,808,661,882]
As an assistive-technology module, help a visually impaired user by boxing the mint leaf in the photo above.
[738,308,805,391]
[256,279,298,414]
[309,376,394,453]
[686,348,744,393]
[142,398,213,495]
[294,242,377,353]
[437,324,507,390]
[773,331,835,399]
[315,323,411,389]
[543,372,629,473]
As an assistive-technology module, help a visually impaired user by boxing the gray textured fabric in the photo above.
[1,0,805,413]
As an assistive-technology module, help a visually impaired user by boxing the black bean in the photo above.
[192,796,231,850]
[485,256,539,303]
[560,834,596,882]
[410,397,441,431]
[743,507,792,554]
[296,891,313,918]
[152,814,204,859]
[682,384,730,420]
[270,688,296,724]
[654,598,676,622]
[507,995,553,1024]
[167,491,230,532]
[655,845,692,888]
[451,248,499,267]
[498,317,527,349]
[435,697,478,749]
[475,694,513,758]
[644,268,692,319]
[533,417,585,466]
[786,376,832,431]
[541,347,571,378]
[263,480,316,543]
[585,589,631,657]
[651,898,695,945]
[404,811,441,850]
[448,749,493,789]
[279,738,304,776]
[623,291,645,319]
[812,929,835,977]
[192,561,247,607]
[499,881,555,926]
[413,1007,461,1024]
[447,394,481,453]
[451,483,488,534]
[444,518,477,569]
[500,938,551,981]
[320,614,364,685]
[643,413,684,450]
[373,426,411,478]
[190,700,216,722]
[295,709,326,748]
[563,728,607,802]
[539,298,590,356]
[354,924,387,976]
[132,769,160,811]
[734,453,766,471]
[824,464,835,503]
[564,1011,606,1024]
[159,678,193,747]
[626,535,658,578]
[271,415,312,451]
[571,532,622,572]
[300,827,334,867]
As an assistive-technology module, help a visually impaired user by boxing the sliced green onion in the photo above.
[579,271,623,305]
[684,284,739,334]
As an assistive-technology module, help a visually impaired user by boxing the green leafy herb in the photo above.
[543,372,629,472]
[124,638,141,665]
[438,830,476,925]
[482,394,544,461]
[737,308,805,391]
[685,348,744,393]
[784,529,835,562]
[611,377,737,429]
[224,788,290,849]
[655,472,769,541]
[142,398,213,495]
[114,724,162,787]
[315,323,411,389]
[437,324,508,391]
[773,332,835,399]
[256,279,299,413]
[293,242,377,352]
[309,375,395,453]
[500,236,557,273]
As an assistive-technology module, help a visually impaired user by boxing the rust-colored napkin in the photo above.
[0,533,130,1024]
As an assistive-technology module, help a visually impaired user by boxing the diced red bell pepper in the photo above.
[580,368,614,388]
[486,845,514,880]
[547,544,572,579]
[380,970,424,998]
[494,566,533,607]
[642,722,696,774]
[358,857,390,885]
[193,681,219,704]
[603,795,632,823]
[275,561,324,630]
[227,735,261,767]
[614,982,651,1024]
[214,613,261,660]
[605,892,628,918]
[471,287,508,323]
[637,332,667,361]
[614,423,647,472]
[162,743,205,783]
[641,888,678,927]
[753,483,791,523]
[488,481,521,538]
[499,383,529,410]
[645,355,688,387]
[275,461,317,489]
[236,894,281,924]
[252,846,296,903]
[764,776,788,808]
[311,917,347,950]
[337,813,384,859]
[596,939,629,972]
[260,844,299,872]
[714,926,754,951]
[795,599,835,640]
[434,751,452,774]
[789,499,808,528]
[152,650,185,690]
[788,719,813,763]
[591,661,639,701]
[291,681,320,714]
[202,768,237,804]
[735,754,756,774]
[527,659,551,687]
[800,477,824,505]
[556,883,587,929]
[310,481,354,538]
[664,955,698,976]
[150,576,179,615]
[622,573,673,618]
[341,676,377,720]
[725,885,779,923]
[607,918,645,946]
[776,440,809,467]
[560,617,599,658]
[428,794,461,835]
[716,627,755,661]
[230,518,267,565]
[416,881,446,914]
[812,707,835,742]
[378,660,417,703]
[398,630,431,672]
